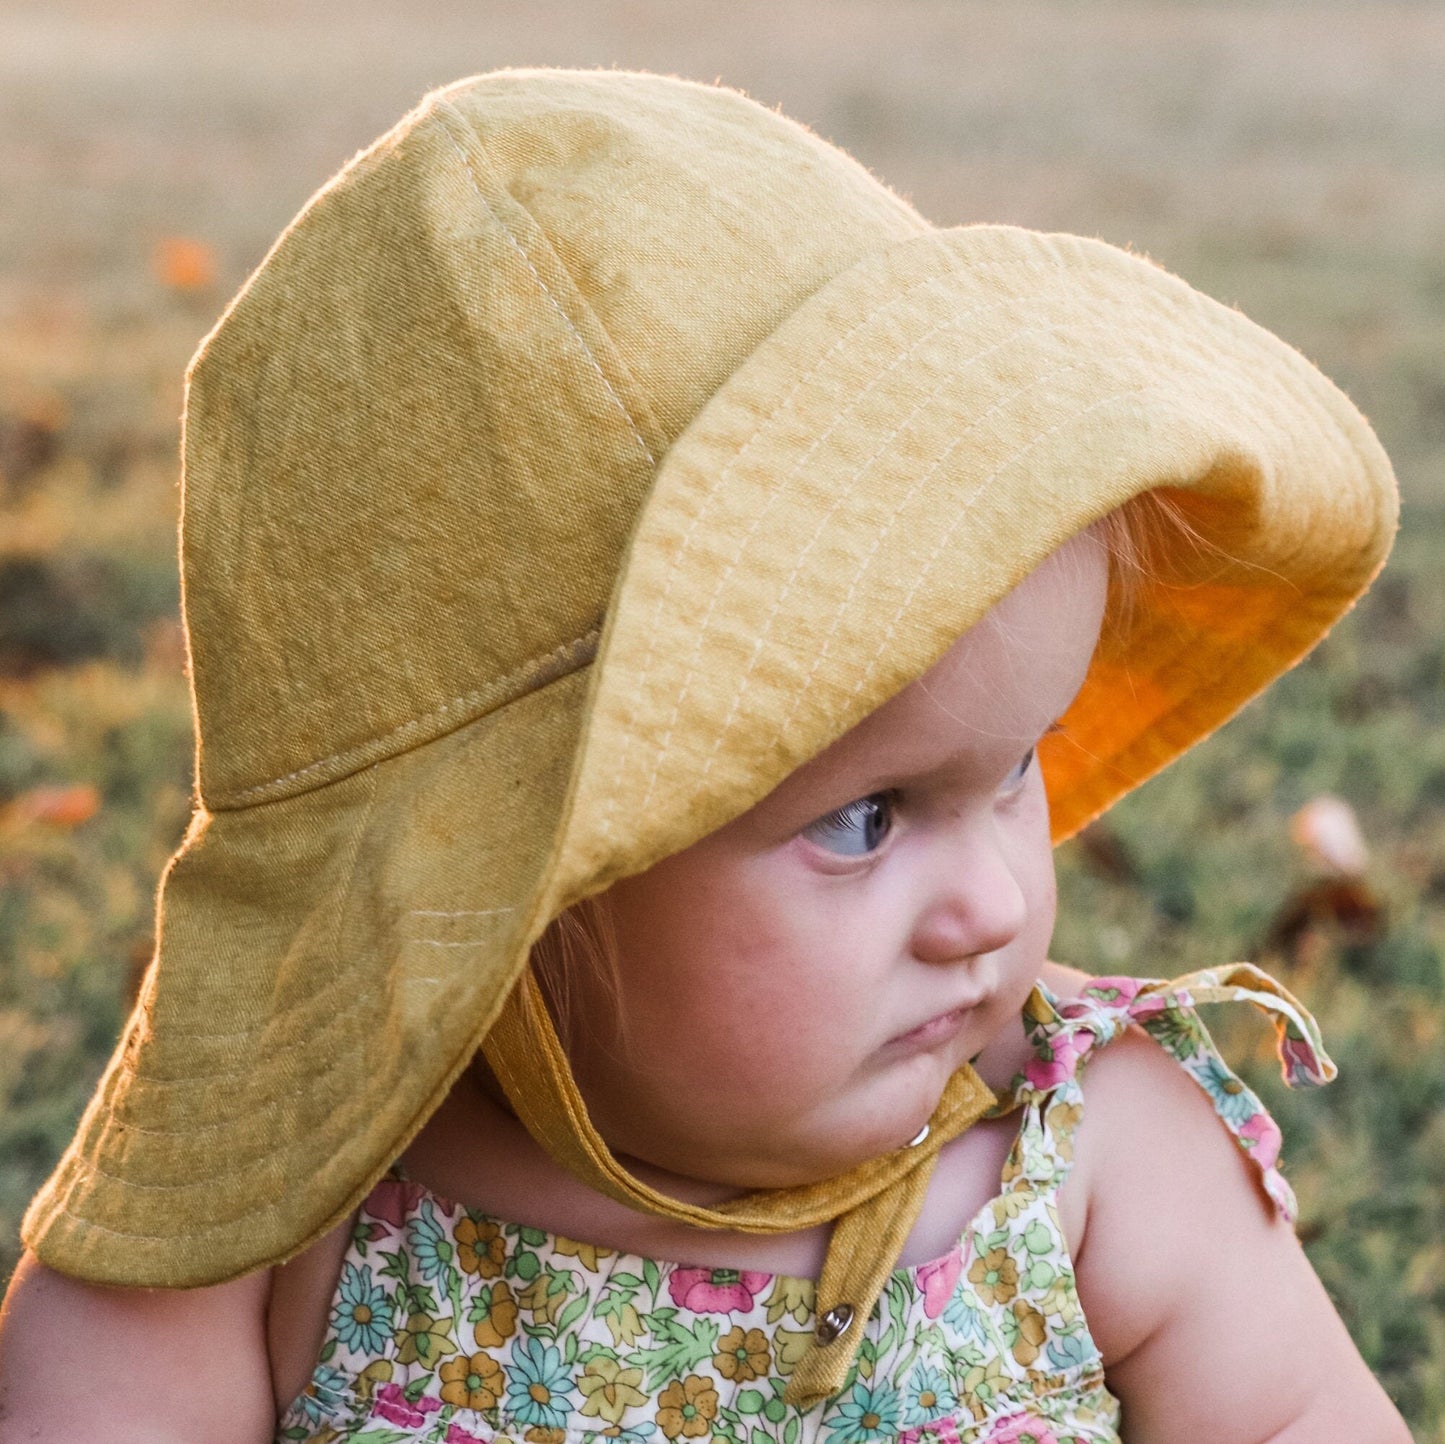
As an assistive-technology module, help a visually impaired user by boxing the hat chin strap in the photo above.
[482,970,996,1407]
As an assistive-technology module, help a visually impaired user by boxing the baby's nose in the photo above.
[908,837,1030,964]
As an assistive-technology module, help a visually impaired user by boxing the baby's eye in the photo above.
[1001,746,1037,792]
[801,792,895,856]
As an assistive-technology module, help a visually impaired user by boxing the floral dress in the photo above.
[276,966,1330,1444]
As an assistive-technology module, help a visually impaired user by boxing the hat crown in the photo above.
[181,69,924,806]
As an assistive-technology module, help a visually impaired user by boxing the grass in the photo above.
[2,0,1443,1431]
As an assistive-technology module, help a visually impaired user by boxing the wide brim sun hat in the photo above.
[26,67,1394,1358]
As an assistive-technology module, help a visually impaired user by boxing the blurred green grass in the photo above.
[2,0,1443,1431]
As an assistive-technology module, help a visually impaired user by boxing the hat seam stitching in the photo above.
[694,346,1109,788]
[779,301,1360,756]
[616,256,1375,826]
[601,244,1185,838]
[611,267,1064,832]
[431,98,657,472]
[216,627,599,808]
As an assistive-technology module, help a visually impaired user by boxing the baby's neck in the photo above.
[399,1030,1031,1278]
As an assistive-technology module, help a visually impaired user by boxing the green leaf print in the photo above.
[750,1428,774,1444]
[557,1293,590,1334]
[856,1335,877,1381]
[518,1226,549,1246]
[783,1414,801,1444]
[884,1274,911,1335]
[736,1389,765,1415]
[508,1248,541,1282]
[629,1312,721,1390]
[349,1431,413,1444]
[643,1256,661,1298]
[1026,1258,1056,1291]
[378,1249,410,1284]
[398,1281,437,1317]
[610,1271,644,1288]
[1022,1220,1054,1256]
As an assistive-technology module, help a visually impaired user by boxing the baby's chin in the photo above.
[612,1102,943,1197]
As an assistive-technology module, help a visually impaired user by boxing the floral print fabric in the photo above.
[277,967,1330,1444]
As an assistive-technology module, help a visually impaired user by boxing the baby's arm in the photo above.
[1069,1028,1409,1443]
[0,1251,276,1443]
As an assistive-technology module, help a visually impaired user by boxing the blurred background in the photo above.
[1,0,1442,1429]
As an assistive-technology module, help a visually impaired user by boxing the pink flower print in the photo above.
[1238,1110,1282,1171]
[1126,993,1170,1022]
[1022,1030,1093,1091]
[445,1426,488,1444]
[917,1247,964,1319]
[374,1382,443,1428]
[1085,976,1147,1007]
[668,1266,771,1312]
[980,1413,1060,1444]
[899,1419,962,1444]
[1280,1033,1325,1085]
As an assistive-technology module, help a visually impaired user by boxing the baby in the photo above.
[0,68,1410,1443]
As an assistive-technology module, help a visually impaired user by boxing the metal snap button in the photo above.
[813,1302,856,1345]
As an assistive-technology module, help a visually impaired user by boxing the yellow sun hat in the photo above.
[25,67,1394,1387]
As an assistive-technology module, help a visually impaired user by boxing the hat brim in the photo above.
[24,225,1395,1284]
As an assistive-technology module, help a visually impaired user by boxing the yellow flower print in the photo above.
[471,1279,520,1349]
[440,1351,505,1410]
[989,1189,1031,1225]
[657,1375,719,1438]
[456,1216,507,1278]
[1046,1101,1083,1163]
[354,1359,394,1400]
[967,1247,1019,1306]
[1009,1299,1048,1366]
[959,1357,1011,1421]
[714,1325,771,1382]
[606,1301,646,1347]
[771,1327,815,1377]
[518,1271,570,1326]
[1037,1271,1081,1326]
[526,1430,567,1444]
[556,1236,614,1271]
[762,1276,815,1325]
[579,1357,648,1423]
[395,1311,456,1367]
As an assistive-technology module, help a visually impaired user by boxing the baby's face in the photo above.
[566,533,1109,1193]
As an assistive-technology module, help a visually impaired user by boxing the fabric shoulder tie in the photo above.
[1011,962,1335,1221]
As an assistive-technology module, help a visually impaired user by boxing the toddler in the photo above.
[0,68,1411,1443]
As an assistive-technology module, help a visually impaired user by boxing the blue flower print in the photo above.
[942,1287,987,1344]
[331,1261,393,1355]
[826,1381,900,1444]
[1194,1054,1257,1126]
[610,1425,657,1444]
[900,1364,957,1426]
[407,1198,455,1283]
[505,1335,574,1429]
[293,1364,348,1424]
